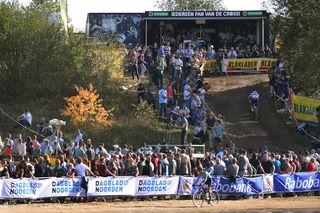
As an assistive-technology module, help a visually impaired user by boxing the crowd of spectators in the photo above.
[0,130,319,180]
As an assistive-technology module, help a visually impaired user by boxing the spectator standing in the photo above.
[174,112,189,145]
[73,129,83,143]
[214,158,226,176]
[226,158,239,178]
[16,138,26,158]
[238,150,252,177]
[75,157,95,177]
[306,158,317,172]
[168,153,177,176]
[206,113,216,151]
[205,45,216,60]
[213,120,224,151]
[158,86,168,118]
[261,152,275,174]
[173,55,183,80]
[156,55,166,88]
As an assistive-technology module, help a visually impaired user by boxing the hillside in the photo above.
[206,74,308,152]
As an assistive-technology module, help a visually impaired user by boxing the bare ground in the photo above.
[1,196,319,213]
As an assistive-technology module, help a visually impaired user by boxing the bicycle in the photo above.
[251,103,258,120]
[192,184,220,208]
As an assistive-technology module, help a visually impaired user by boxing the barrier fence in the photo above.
[1,172,319,199]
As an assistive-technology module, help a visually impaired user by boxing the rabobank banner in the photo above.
[212,176,263,195]
[87,176,135,197]
[178,176,263,195]
[274,172,320,192]
[135,176,180,196]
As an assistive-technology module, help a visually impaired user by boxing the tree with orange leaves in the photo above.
[61,84,113,127]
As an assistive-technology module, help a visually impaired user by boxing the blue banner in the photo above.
[211,176,263,195]
[274,172,320,192]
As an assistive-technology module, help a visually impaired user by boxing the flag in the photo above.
[60,0,68,33]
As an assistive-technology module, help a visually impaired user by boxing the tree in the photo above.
[155,0,224,11]
[61,84,114,127]
[130,101,156,128]
[270,0,320,95]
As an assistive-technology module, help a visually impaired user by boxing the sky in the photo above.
[17,0,264,32]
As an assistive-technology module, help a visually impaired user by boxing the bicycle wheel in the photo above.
[192,189,205,208]
[208,190,220,206]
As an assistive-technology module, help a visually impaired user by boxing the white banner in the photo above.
[178,176,194,195]
[87,176,135,197]
[135,176,180,196]
[0,178,85,199]
[46,177,86,197]
[1,178,49,199]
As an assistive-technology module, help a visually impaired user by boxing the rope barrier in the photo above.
[0,108,45,138]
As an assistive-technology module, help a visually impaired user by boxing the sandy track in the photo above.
[1,196,320,213]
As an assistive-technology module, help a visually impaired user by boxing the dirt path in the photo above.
[206,74,308,152]
[1,196,319,213]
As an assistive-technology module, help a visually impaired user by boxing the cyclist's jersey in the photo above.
[249,92,259,101]
[198,171,212,186]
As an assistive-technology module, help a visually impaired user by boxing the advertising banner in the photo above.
[226,58,259,71]
[200,59,217,72]
[0,178,48,199]
[201,58,276,73]
[178,176,194,195]
[212,176,263,195]
[135,176,180,196]
[274,172,320,192]
[0,178,85,199]
[178,176,264,195]
[262,174,274,193]
[46,177,85,197]
[87,176,135,197]
[291,95,320,123]
[1,173,319,199]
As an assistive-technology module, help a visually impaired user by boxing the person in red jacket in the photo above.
[306,158,317,172]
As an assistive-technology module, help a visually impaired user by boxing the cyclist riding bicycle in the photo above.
[248,91,260,112]
[193,167,212,202]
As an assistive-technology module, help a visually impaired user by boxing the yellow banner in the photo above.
[200,59,216,72]
[259,58,277,71]
[200,58,277,73]
[227,59,259,70]
[291,95,320,123]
